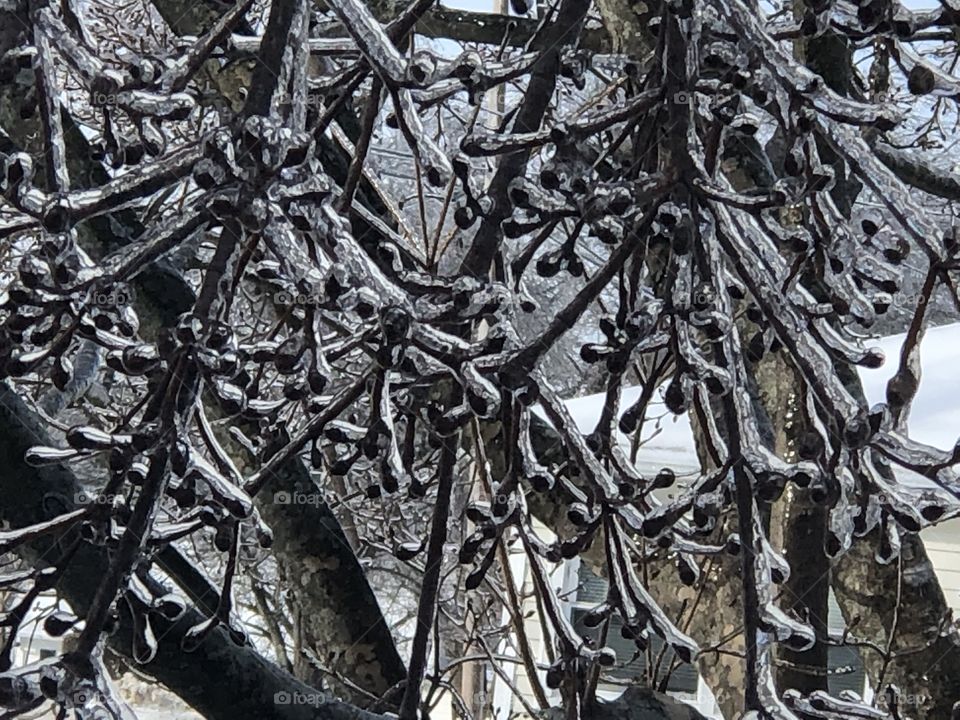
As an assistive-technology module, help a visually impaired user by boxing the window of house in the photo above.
[826,591,866,697]
[39,649,55,660]
[570,564,866,699]
[569,564,699,694]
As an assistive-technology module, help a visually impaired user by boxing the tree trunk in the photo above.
[832,531,960,717]
[0,384,381,720]
[754,358,830,696]
[257,461,407,701]
[831,366,960,717]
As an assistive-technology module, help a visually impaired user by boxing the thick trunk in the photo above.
[591,0,651,56]
[0,384,380,720]
[830,366,960,717]
[754,358,830,697]
[771,486,830,696]
[832,531,960,717]
[683,404,746,719]
[257,462,407,700]
[554,687,708,720]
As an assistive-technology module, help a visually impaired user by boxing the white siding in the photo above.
[922,519,960,613]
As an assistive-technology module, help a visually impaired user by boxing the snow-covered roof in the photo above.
[562,386,700,477]
[557,322,960,476]
[860,322,960,453]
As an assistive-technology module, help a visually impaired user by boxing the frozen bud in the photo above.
[581,604,611,627]
[529,471,554,492]
[407,51,436,86]
[859,347,885,369]
[907,65,935,96]
[380,305,411,346]
[539,166,562,190]
[395,541,423,561]
[882,236,909,264]
[453,51,482,83]
[454,204,476,229]
[51,355,72,391]
[567,503,593,526]
[653,468,675,489]
[545,663,564,689]
[678,557,698,585]
[842,414,873,448]
[44,611,78,637]
[860,209,883,236]
[193,158,226,189]
[664,375,687,414]
[597,647,617,667]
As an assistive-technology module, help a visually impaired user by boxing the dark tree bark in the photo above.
[258,462,407,699]
[0,384,381,720]
[833,531,960,718]
[757,360,830,697]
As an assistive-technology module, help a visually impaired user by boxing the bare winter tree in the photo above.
[1,0,960,718]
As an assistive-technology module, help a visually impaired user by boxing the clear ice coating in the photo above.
[2,0,960,714]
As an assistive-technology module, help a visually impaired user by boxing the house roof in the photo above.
[859,321,960,453]
[559,321,960,466]
[551,323,960,547]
